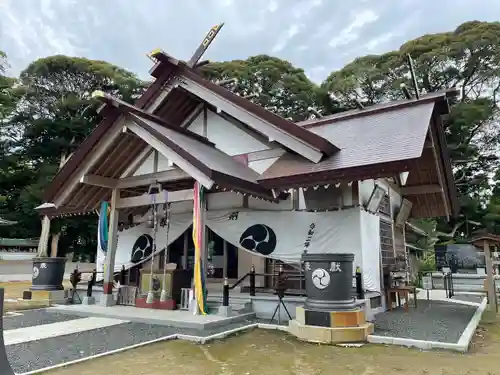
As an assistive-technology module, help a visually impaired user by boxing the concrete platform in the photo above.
[48,304,256,330]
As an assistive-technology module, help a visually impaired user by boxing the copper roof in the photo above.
[128,113,275,199]
[43,63,181,203]
[259,100,436,183]
[39,49,458,219]
[152,51,340,156]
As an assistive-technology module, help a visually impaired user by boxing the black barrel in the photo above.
[0,289,15,375]
[302,253,357,311]
[31,257,67,291]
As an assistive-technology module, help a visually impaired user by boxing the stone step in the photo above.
[206,299,253,313]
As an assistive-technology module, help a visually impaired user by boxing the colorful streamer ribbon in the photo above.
[192,182,208,315]
[98,201,110,253]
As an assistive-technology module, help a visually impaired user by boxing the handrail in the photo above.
[222,265,365,308]
[228,272,250,290]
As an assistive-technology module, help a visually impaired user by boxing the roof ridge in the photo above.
[298,89,456,129]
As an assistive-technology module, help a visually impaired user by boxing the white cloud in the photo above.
[268,0,279,12]
[365,32,395,50]
[218,0,234,7]
[328,9,379,48]
[2,0,500,86]
[292,0,323,18]
[307,65,327,83]
[272,23,303,53]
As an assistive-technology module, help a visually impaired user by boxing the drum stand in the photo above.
[70,287,82,304]
[270,289,292,325]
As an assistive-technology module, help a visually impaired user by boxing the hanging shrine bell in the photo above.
[147,182,162,228]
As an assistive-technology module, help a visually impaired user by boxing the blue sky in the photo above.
[1,0,499,83]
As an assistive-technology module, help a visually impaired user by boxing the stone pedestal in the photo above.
[289,306,374,344]
[82,296,95,305]
[22,289,68,304]
[288,253,373,344]
[217,305,232,317]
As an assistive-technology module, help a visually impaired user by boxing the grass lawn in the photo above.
[0,281,70,312]
[47,314,500,375]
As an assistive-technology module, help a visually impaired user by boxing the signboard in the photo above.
[422,275,432,290]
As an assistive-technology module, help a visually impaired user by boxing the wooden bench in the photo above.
[386,285,418,312]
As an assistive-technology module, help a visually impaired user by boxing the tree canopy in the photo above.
[323,20,500,238]
[0,55,145,258]
[0,20,499,258]
[200,55,339,121]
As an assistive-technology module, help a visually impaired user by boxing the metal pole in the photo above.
[183,231,188,270]
[484,240,497,312]
[249,265,256,296]
[223,240,228,279]
[160,200,171,302]
[146,196,158,304]
[223,277,229,307]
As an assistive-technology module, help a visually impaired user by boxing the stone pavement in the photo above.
[373,300,477,343]
[4,308,257,374]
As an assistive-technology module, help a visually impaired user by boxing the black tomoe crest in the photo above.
[239,224,277,256]
[131,234,153,263]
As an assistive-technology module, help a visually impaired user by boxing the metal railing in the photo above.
[222,265,364,307]
[443,271,455,299]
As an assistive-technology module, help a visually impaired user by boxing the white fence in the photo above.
[0,252,36,261]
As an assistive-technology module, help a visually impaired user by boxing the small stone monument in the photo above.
[288,253,374,344]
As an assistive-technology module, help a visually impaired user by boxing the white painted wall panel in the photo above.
[189,111,270,155]
[247,196,293,210]
[207,192,244,210]
[132,151,172,176]
[360,210,382,292]
[249,157,279,174]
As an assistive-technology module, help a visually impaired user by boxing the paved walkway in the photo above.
[4,308,256,374]
[5,317,126,345]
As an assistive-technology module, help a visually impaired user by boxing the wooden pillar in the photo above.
[37,215,51,257]
[223,239,228,279]
[183,231,188,269]
[484,240,497,312]
[100,188,120,306]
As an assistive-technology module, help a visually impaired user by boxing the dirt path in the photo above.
[47,317,500,375]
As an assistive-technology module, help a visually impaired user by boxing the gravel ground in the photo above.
[4,309,82,330]
[374,300,477,343]
[6,318,258,374]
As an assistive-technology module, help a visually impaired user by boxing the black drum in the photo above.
[302,253,357,311]
[31,257,67,291]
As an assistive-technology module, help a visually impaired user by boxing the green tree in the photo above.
[0,55,145,256]
[201,55,329,121]
[323,21,500,235]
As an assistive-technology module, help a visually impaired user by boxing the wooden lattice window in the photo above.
[380,219,395,266]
